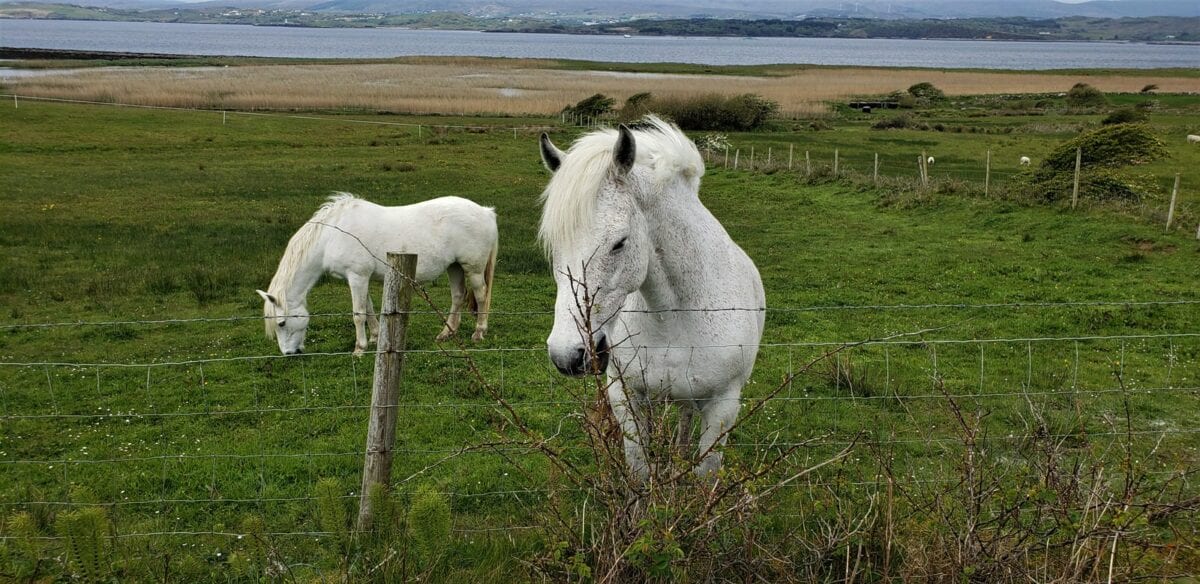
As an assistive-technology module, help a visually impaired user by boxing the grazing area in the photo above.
[1,68,1200,581]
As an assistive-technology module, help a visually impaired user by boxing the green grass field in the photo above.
[2,93,1200,581]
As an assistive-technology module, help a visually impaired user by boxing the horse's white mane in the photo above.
[538,115,704,254]
[263,192,359,338]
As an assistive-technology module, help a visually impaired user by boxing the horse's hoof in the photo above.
[435,331,453,342]
[472,330,485,342]
[352,347,365,357]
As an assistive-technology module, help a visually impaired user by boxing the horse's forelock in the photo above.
[538,115,701,256]
[263,294,279,339]
[538,132,614,256]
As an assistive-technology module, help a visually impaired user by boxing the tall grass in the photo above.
[6,59,1196,117]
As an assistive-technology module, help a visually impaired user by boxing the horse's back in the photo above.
[324,196,495,281]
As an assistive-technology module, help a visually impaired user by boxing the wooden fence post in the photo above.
[1166,173,1180,232]
[1071,147,1081,209]
[985,149,991,197]
[805,150,811,176]
[358,252,418,530]
[750,146,755,171]
[734,149,740,170]
[789,144,794,170]
[767,147,772,167]
[873,152,879,186]
[834,149,839,177]
[724,146,729,169]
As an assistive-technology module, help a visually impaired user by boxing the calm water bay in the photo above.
[2,19,1199,69]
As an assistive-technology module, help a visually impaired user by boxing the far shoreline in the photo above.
[3,16,1199,46]
[3,20,1198,72]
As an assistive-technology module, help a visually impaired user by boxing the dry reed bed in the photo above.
[5,61,1197,116]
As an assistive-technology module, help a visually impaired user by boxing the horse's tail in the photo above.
[466,237,498,319]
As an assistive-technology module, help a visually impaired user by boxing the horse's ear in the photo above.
[540,133,563,173]
[256,289,279,306]
[613,125,636,175]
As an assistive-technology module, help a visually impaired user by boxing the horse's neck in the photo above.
[638,193,727,311]
[272,239,326,312]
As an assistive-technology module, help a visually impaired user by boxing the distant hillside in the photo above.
[1,2,1197,41]
[3,0,1200,19]
[522,16,1200,42]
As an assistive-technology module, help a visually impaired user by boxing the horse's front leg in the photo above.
[694,388,740,479]
[608,379,650,482]
[676,403,695,452]
[348,273,372,356]
[365,292,379,344]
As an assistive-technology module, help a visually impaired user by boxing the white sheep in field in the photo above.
[1020,156,1031,166]
[1188,134,1200,144]
[926,156,935,165]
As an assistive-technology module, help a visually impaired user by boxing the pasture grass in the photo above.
[1,94,1199,580]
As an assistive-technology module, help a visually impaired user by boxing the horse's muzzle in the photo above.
[551,333,609,377]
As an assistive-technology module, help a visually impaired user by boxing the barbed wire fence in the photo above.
[2,296,1198,546]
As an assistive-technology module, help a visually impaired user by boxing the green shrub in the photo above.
[1065,83,1108,107]
[55,507,112,583]
[315,478,349,540]
[807,119,832,131]
[1101,106,1147,125]
[1041,123,1167,172]
[646,93,778,131]
[5,512,45,581]
[907,81,946,103]
[620,92,654,120]
[1021,123,1167,203]
[563,93,615,119]
[870,113,928,131]
[407,484,452,564]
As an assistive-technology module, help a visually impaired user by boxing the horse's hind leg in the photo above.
[437,263,466,342]
[466,269,489,341]
[348,273,372,356]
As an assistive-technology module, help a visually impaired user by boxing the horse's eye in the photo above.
[611,237,627,253]
[278,320,287,328]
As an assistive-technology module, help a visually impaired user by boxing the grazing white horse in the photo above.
[257,193,498,355]
[1188,135,1200,144]
[1020,156,1031,166]
[926,156,935,165]
[538,116,765,479]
